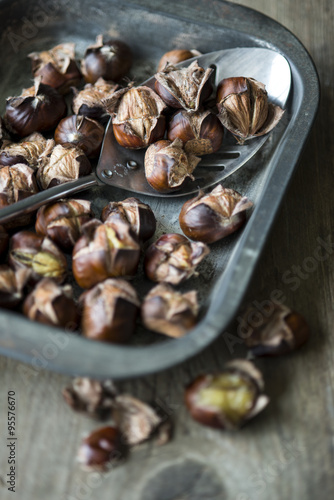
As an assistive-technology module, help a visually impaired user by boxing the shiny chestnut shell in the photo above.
[79,279,140,343]
[167,109,224,156]
[4,82,67,138]
[77,425,123,470]
[82,37,132,84]
[101,197,156,243]
[179,185,253,243]
[28,43,81,94]
[35,199,92,251]
[54,115,105,158]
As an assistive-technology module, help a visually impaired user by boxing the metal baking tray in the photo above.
[0,0,319,378]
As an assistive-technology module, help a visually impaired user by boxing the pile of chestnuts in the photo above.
[0,39,307,439]
[0,37,267,344]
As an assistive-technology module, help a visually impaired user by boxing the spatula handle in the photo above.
[0,174,98,225]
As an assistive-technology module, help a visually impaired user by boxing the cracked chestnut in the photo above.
[179,184,253,243]
[54,115,105,158]
[144,138,200,193]
[23,278,79,329]
[77,425,124,471]
[81,35,132,84]
[79,278,140,343]
[185,359,269,430]
[144,233,209,285]
[155,60,213,112]
[28,43,81,94]
[167,109,224,156]
[0,266,30,309]
[0,132,54,168]
[104,85,167,149]
[101,197,156,243]
[72,78,118,122]
[4,79,67,138]
[240,302,310,356]
[142,283,198,337]
[216,76,284,143]
[157,49,201,72]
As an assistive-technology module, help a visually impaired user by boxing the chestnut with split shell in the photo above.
[28,43,81,94]
[240,302,310,356]
[101,197,156,242]
[142,283,199,337]
[216,76,284,143]
[185,359,269,429]
[72,219,140,289]
[81,35,132,84]
[144,233,210,285]
[79,278,140,343]
[179,185,253,243]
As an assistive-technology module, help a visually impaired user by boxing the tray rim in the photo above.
[0,0,320,379]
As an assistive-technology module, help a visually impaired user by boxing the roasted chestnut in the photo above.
[77,425,124,471]
[0,164,39,208]
[0,132,54,168]
[239,302,310,356]
[9,231,67,285]
[54,115,104,158]
[157,49,201,72]
[216,76,284,143]
[79,278,140,343]
[144,233,209,285]
[142,283,198,337]
[28,43,81,94]
[111,394,164,446]
[154,60,213,112]
[81,35,132,84]
[62,378,117,420]
[0,266,30,309]
[35,199,92,251]
[37,144,92,190]
[72,219,140,289]
[167,109,224,156]
[104,85,167,149]
[72,78,118,122]
[144,138,200,193]
[4,79,67,138]
[179,185,253,243]
[185,360,269,430]
[101,197,156,242]
[23,278,79,329]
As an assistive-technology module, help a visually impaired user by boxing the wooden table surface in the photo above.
[1,1,333,499]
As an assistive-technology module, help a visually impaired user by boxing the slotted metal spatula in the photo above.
[0,47,291,224]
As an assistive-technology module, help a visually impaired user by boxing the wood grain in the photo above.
[1,1,333,499]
